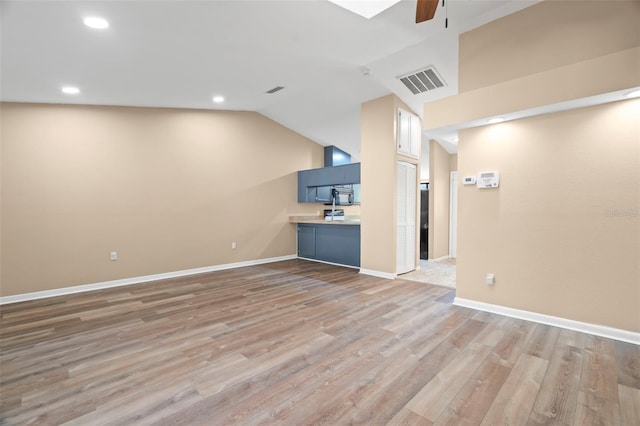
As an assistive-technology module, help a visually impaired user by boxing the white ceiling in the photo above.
[1,0,539,160]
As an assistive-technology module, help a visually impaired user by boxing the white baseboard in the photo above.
[297,257,359,270]
[291,258,397,277]
[359,268,396,280]
[454,297,640,345]
[430,255,450,262]
[0,255,297,305]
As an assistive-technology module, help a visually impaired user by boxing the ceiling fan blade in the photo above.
[416,0,438,23]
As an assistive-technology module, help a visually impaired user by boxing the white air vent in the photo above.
[398,66,446,94]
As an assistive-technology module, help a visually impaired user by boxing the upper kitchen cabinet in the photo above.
[343,162,360,184]
[397,108,421,158]
[324,145,351,166]
[297,163,361,203]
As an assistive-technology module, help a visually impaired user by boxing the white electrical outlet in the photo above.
[110,251,118,261]
[486,273,495,285]
[231,241,237,250]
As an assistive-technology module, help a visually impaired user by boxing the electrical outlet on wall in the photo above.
[486,273,495,285]
[231,241,237,250]
[110,251,118,261]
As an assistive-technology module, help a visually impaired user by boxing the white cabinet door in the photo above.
[410,113,421,156]
[397,108,420,158]
[396,161,417,274]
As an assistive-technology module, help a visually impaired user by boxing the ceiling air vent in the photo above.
[266,86,285,94]
[398,66,446,95]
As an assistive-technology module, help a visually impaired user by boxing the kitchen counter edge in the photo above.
[289,216,361,226]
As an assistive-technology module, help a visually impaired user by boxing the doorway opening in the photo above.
[420,182,429,260]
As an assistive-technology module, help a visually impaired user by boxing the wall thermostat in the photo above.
[477,171,500,188]
[463,176,476,185]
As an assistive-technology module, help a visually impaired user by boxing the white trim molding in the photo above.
[454,297,640,345]
[0,255,297,305]
[359,268,397,280]
[297,257,359,270]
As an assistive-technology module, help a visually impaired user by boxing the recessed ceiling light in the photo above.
[452,137,459,143]
[212,96,225,103]
[84,17,109,29]
[61,86,80,95]
[625,89,640,98]
[488,117,505,124]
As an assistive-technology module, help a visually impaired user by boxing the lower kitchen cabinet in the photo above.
[297,225,316,258]
[297,224,360,267]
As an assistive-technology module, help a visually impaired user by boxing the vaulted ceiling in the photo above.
[1,0,539,159]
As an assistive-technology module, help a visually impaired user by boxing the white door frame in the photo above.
[449,171,458,258]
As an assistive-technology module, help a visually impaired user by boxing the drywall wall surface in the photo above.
[424,47,640,131]
[360,95,397,274]
[361,94,421,275]
[450,154,458,172]
[1,103,323,296]
[456,99,640,332]
[428,140,453,259]
[459,0,640,93]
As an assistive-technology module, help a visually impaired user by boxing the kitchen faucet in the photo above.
[331,188,336,220]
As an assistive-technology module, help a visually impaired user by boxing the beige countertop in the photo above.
[289,215,361,226]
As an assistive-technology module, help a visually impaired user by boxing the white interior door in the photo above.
[397,161,417,274]
[449,171,458,258]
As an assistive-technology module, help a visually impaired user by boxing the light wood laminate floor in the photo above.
[1,259,638,425]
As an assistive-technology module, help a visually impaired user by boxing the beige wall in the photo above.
[449,154,457,171]
[428,141,453,259]
[424,46,640,130]
[457,100,639,332]
[1,102,324,297]
[459,0,640,93]
[424,1,639,131]
[361,96,397,274]
[444,0,640,332]
[361,94,420,275]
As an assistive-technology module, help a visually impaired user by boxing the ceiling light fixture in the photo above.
[61,86,80,94]
[487,117,505,124]
[212,95,224,103]
[625,89,640,98]
[83,17,109,29]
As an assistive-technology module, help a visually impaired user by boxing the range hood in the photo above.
[325,145,351,167]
